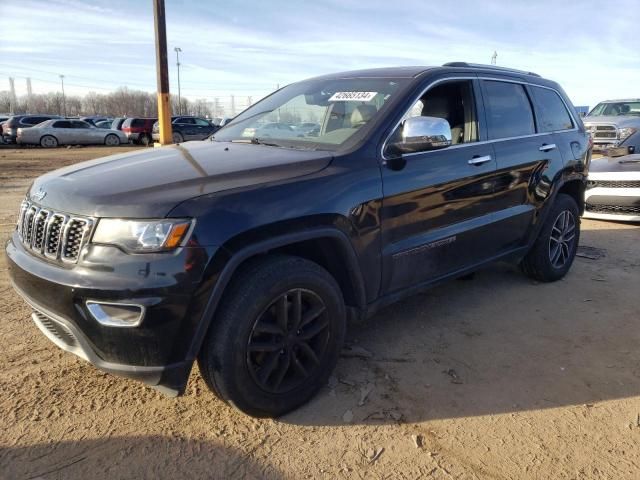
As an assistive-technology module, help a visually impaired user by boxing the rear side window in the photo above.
[530,86,573,132]
[23,116,47,125]
[72,121,90,129]
[176,117,195,125]
[131,119,144,127]
[194,118,210,126]
[482,81,535,139]
[52,121,72,128]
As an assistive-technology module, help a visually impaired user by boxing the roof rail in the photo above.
[442,62,541,78]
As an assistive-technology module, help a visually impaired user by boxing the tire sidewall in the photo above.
[40,135,57,148]
[105,134,119,146]
[207,260,345,417]
[536,194,580,280]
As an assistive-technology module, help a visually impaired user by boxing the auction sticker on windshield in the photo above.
[329,91,378,101]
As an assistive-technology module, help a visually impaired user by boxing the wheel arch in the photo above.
[186,227,367,362]
[556,177,586,214]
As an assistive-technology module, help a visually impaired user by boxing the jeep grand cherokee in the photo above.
[6,63,590,417]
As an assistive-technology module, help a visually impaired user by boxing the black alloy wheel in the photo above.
[247,288,329,394]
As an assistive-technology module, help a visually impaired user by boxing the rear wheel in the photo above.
[172,132,184,143]
[198,255,346,417]
[140,134,151,146]
[521,193,580,282]
[40,135,58,148]
[104,134,120,146]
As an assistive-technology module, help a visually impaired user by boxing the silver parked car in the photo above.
[16,119,128,148]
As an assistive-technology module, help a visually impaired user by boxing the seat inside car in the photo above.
[350,104,378,128]
[421,87,465,144]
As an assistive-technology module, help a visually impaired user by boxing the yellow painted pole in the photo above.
[153,0,173,145]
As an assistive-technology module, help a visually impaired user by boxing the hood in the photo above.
[589,154,640,173]
[583,116,640,128]
[29,141,333,217]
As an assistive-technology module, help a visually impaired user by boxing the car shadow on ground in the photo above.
[0,435,283,480]
[282,225,640,426]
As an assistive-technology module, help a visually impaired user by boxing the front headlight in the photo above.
[619,127,637,143]
[92,218,193,252]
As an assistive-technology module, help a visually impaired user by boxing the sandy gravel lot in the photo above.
[0,146,639,479]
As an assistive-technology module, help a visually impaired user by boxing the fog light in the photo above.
[86,301,145,327]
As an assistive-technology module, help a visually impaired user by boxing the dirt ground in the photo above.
[0,146,639,479]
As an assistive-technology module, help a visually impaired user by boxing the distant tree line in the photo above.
[0,87,214,118]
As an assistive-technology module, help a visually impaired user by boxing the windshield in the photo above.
[213,77,408,150]
[588,101,640,117]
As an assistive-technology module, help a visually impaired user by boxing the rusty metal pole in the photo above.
[153,0,173,145]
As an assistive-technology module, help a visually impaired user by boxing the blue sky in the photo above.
[0,0,639,107]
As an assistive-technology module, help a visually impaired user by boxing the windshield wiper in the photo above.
[229,137,282,147]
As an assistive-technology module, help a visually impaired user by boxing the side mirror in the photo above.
[392,116,452,154]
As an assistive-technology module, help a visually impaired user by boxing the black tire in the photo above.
[40,135,58,148]
[197,255,346,417]
[172,132,184,143]
[521,193,580,282]
[104,134,120,146]
[140,134,151,146]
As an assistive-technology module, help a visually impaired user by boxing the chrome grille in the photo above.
[587,180,640,189]
[586,204,640,215]
[16,200,93,264]
[586,124,618,140]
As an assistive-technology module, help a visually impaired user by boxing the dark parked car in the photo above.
[80,116,113,127]
[2,114,62,143]
[121,117,157,146]
[6,63,590,417]
[151,116,217,143]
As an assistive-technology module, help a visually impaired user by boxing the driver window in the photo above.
[401,80,478,145]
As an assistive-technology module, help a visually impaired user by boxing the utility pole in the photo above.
[491,51,498,65]
[59,75,66,116]
[153,0,173,145]
[174,46,182,115]
[8,77,16,114]
[26,78,32,113]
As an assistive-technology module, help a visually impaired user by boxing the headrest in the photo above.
[351,105,377,126]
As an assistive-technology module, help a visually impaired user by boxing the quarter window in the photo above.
[530,86,573,132]
[482,81,535,139]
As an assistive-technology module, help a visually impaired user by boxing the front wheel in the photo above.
[104,134,120,146]
[521,193,580,282]
[172,132,184,143]
[197,255,346,417]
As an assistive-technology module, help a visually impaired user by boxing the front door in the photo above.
[380,78,501,294]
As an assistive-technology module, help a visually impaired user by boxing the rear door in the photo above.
[50,120,72,144]
[528,85,587,173]
[194,117,214,139]
[175,117,197,139]
[380,77,501,294]
[479,79,565,252]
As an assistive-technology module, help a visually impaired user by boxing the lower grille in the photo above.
[16,200,94,264]
[32,310,78,347]
[587,180,640,189]
[586,204,640,215]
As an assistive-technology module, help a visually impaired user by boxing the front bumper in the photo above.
[6,231,218,394]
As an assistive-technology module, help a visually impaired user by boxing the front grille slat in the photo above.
[15,199,93,264]
[587,180,640,189]
[586,204,640,215]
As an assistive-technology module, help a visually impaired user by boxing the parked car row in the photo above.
[0,113,228,147]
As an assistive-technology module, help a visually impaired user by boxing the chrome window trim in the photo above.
[380,75,579,162]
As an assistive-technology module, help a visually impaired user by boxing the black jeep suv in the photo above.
[6,63,590,417]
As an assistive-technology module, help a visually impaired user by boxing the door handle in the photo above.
[468,155,492,166]
[539,143,557,152]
